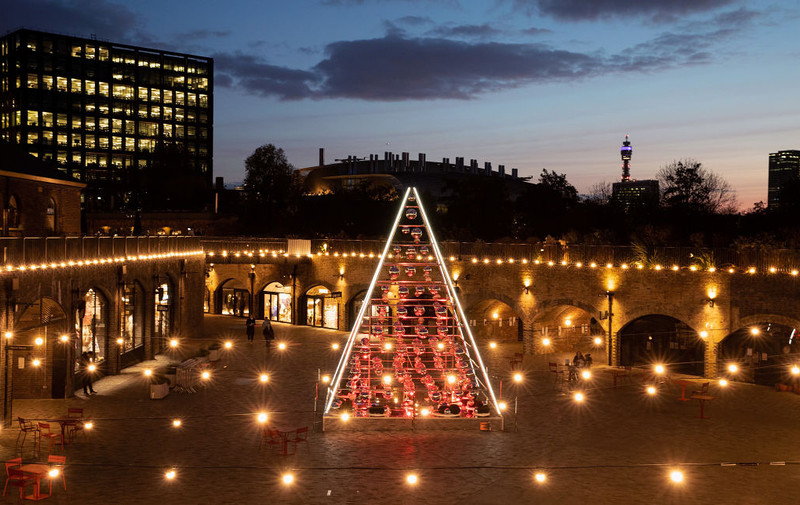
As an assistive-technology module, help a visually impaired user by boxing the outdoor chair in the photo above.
[548,362,565,390]
[288,427,310,454]
[66,408,85,442]
[3,458,34,500]
[47,455,67,493]
[260,429,284,454]
[16,418,39,451]
[691,382,710,397]
[37,423,64,454]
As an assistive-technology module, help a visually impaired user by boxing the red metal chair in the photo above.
[47,455,66,493]
[37,423,64,454]
[16,418,39,451]
[287,427,309,454]
[66,408,85,442]
[260,429,284,454]
[3,458,34,500]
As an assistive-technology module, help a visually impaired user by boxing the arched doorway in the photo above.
[304,285,340,329]
[347,290,367,331]
[120,281,146,366]
[530,304,604,362]
[13,298,68,399]
[262,281,292,323]
[719,320,799,385]
[618,315,704,376]
[217,278,250,317]
[465,299,522,343]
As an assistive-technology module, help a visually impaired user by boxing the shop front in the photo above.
[119,281,145,367]
[218,279,250,317]
[305,286,340,330]
[154,280,172,353]
[262,282,292,323]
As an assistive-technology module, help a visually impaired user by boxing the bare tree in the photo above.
[584,181,613,205]
[657,158,736,214]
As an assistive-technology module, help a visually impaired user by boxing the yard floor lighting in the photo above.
[321,375,330,384]
[727,363,738,374]
[172,419,182,428]
[646,386,657,395]
[654,364,666,375]
[406,474,418,485]
[489,341,497,349]
[34,337,44,346]
[669,470,684,483]
[793,366,800,376]
[331,343,340,350]
[32,359,41,367]
[224,341,233,350]
[534,472,547,483]
[201,371,211,380]
[116,337,124,345]
[278,342,287,351]
[581,370,591,380]
[59,335,69,343]
[88,364,96,372]
[165,470,176,480]
[542,338,551,347]
[340,413,350,421]
[83,421,93,430]
[48,468,59,478]
[498,401,508,410]
[169,339,179,348]
[593,337,603,346]
[719,378,728,387]
[282,473,294,485]
[573,392,585,403]
[259,373,270,383]
[257,412,268,424]
[144,369,152,377]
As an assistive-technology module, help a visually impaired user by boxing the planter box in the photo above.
[150,382,169,400]
[208,349,220,362]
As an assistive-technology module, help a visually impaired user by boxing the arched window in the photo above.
[8,195,19,229]
[46,197,56,233]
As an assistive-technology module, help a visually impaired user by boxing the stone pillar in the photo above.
[704,340,719,378]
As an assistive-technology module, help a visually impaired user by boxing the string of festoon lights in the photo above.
[0,250,205,274]
[204,249,800,278]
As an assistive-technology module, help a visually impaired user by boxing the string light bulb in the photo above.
[34,337,44,346]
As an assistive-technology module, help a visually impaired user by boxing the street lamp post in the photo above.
[606,291,614,366]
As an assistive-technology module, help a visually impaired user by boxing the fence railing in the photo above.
[1,236,201,266]
[199,237,800,272]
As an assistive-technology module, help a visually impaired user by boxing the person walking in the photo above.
[246,315,256,343]
[262,318,275,350]
[80,352,97,395]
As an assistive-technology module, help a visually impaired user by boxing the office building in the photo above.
[767,150,800,209]
[0,28,213,212]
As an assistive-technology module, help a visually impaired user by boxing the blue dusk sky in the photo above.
[3,0,800,208]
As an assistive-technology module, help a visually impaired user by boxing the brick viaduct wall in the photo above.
[0,254,205,410]
[208,256,800,379]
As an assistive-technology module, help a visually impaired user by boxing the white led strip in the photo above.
[324,187,412,413]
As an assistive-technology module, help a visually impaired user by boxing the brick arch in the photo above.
[301,280,335,294]
[464,293,522,319]
[257,278,290,293]
[731,314,800,337]
[533,297,601,321]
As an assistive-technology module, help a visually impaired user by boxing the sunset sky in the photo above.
[4,0,800,208]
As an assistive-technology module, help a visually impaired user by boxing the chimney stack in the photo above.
[319,148,325,167]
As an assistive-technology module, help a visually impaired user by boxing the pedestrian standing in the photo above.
[246,315,256,343]
[262,318,275,350]
[80,352,97,395]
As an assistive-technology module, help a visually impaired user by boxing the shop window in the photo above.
[305,286,340,329]
[120,282,145,352]
[263,282,292,323]
[155,282,171,343]
[78,289,107,359]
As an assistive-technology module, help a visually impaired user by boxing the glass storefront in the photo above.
[305,286,340,330]
[120,282,144,352]
[155,282,171,347]
[78,288,107,360]
[263,282,292,323]
[221,287,249,317]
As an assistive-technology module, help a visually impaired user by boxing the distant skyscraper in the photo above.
[611,135,659,210]
[767,150,800,209]
[0,28,213,212]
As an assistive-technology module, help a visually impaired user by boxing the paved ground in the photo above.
[2,314,800,504]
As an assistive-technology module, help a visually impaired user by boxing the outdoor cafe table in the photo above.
[41,418,79,445]
[672,379,694,401]
[18,464,50,501]
[607,368,630,388]
[692,395,715,419]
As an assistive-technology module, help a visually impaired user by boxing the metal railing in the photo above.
[0,236,201,265]
[199,237,800,272]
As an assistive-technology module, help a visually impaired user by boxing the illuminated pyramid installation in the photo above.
[323,187,502,429]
